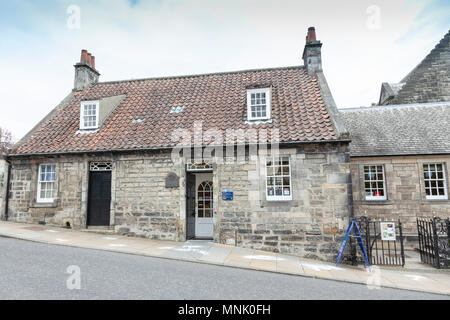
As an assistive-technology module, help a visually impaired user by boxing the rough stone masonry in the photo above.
[5,141,351,262]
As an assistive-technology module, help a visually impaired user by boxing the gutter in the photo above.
[6,139,352,158]
[350,152,450,158]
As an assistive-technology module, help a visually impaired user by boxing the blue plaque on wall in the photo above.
[222,190,234,201]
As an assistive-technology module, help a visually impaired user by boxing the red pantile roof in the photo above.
[13,66,339,155]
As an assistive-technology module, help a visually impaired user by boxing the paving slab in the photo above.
[198,245,233,264]
[276,254,304,275]
[249,250,277,272]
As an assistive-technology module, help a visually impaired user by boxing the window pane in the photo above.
[364,165,386,199]
[423,163,447,198]
[275,187,283,196]
[266,156,291,199]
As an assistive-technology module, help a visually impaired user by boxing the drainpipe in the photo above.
[3,156,11,221]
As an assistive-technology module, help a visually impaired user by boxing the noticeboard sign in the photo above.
[380,222,396,241]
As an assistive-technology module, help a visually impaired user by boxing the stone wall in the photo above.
[351,155,450,245]
[4,142,352,262]
[216,142,351,261]
[5,151,182,241]
[113,152,182,241]
[0,160,7,220]
[6,157,87,227]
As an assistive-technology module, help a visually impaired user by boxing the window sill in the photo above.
[422,199,449,203]
[245,119,273,125]
[31,201,58,208]
[362,200,393,205]
[76,129,99,134]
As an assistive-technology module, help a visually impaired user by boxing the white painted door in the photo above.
[195,174,214,239]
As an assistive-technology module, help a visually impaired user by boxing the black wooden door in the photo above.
[87,171,112,226]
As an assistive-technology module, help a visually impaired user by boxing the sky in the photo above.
[0,0,449,141]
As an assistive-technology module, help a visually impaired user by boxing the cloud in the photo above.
[0,0,448,140]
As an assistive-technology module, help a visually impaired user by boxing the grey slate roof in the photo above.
[340,102,450,157]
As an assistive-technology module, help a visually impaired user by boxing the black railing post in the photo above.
[399,219,405,267]
[446,219,450,249]
[417,219,423,263]
[432,217,441,269]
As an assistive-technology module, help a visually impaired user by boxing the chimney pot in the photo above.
[87,53,92,67]
[80,50,88,64]
[91,56,96,70]
[307,27,316,43]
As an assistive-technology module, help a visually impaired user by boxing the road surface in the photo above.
[0,237,447,300]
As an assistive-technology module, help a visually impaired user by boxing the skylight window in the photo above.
[170,106,184,114]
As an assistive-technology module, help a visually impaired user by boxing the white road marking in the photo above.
[173,245,210,255]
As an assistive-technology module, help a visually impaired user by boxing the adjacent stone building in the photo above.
[3,28,352,261]
[341,30,450,245]
[379,30,449,105]
[341,102,450,241]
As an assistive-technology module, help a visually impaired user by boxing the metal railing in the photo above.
[417,217,450,269]
[344,217,405,266]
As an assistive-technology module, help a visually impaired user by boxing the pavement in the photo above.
[0,221,449,296]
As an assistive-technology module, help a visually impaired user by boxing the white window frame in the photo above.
[247,88,271,121]
[423,163,448,200]
[37,164,56,203]
[80,100,99,130]
[265,156,292,201]
[364,165,387,201]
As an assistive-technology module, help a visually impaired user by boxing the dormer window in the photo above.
[80,100,99,130]
[247,88,271,121]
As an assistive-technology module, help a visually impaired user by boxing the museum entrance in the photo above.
[186,161,214,240]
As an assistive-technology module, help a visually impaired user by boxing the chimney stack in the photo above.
[74,49,100,91]
[302,27,323,75]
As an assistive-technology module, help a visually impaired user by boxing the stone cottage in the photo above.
[341,30,450,244]
[2,28,352,261]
